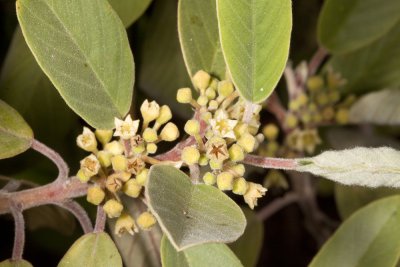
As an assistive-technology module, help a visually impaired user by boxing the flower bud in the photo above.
[115,213,137,236]
[307,75,324,92]
[114,115,140,140]
[203,172,216,185]
[103,199,123,218]
[208,100,219,110]
[95,129,113,146]
[234,123,248,138]
[137,211,157,230]
[140,100,160,123]
[335,108,349,125]
[197,95,209,106]
[192,70,211,91]
[316,93,329,106]
[198,154,209,166]
[328,90,340,103]
[77,169,91,183]
[228,144,245,162]
[232,177,248,195]
[284,113,298,129]
[182,146,200,165]
[111,155,127,172]
[97,150,112,168]
[205,87,216,99]
[288,99,301,111]
[132,144,146,154]
[104,141,124,156]
[201,111,212,122]
[123,179,142,198]
[143,128,158,143]
[264,170,288,190]
[184,120,200,136]
[160,123,180,142]
[87,186,105,205]
[146,143,158,154]
[177,88,193,103]
[136,168,149,186]
[80,154,100,178]
[237,133,256,153]
[217,172,234,191]
[218,80,234,97]
[77,127,97,152]
[209,159,223,170]
[156,105,172,125]
[322,107,335,121]
[230,164,245,176]
[262,124,279,141]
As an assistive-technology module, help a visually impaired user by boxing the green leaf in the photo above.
[136,0,192,119]
[296,147,400,188]
[146,165,246,251]
[0,99,33,159]
[334,184,400,220]
[309,195,400,267]
[109,197,162,267]
[0,259,33,267]
[178,0,225,80]
[229,208,263,267]
[16,0,134,129]
[217,0,292,103]
[349,89,400,125]
[161,235,243,267]
[108,0,152,28]
[330,21,400,94]
[58,232,122,267]
[318,0,400,54]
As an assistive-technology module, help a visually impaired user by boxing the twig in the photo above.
[242,154,297,170]
[1,180,21,193]
[257,193,299,221]
[265,92,288,131]
[94,205,106,233]
[189,164,200,183]
[284,64,301,100]
[10,201,25,261]
[53,200,93,234]
[31,139,69,181]
[308,47,329,77]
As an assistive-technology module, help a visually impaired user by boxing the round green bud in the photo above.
[208,100,219,110]
[136,168,149,186]
[205,87,216,99]
[237,133,256,153]
[137,211,157,230]
[201,112,212,122]
[203,172,216,185]
[234,123,248,138]
[95,129,113,146]
[209,159,223,170]
[229,144,245,162]
[262,124,279,141]
[288,99,301,111]
[300,111,312,124]
[111,155,127,172]
[143,128,158,143]
[132,144,146,154]
[77,169,91,183]
[307,75,324,92]
[160,122,180,142]
[198,154,209,166]
[146,143,158,154]
[322,107,335,121]
[104,141,124,156]
[181,146,200,165]
[316,93,329,106]
[177,88,193,103]
[115,213,137,236]
[87,186,105,205]
[217,172,234,191]
[217,80,234,97]
[97,151,112,168]
[335,108,349,125]
[184,120,200,136]
[156,105,172,125]
[197,95,209,106]
[284,113,299,129]
[328,90,340,103]
[231,164,245,176]
[297,93,309,106]
[192,70,211,91]
[232,177,248,195]
[103,199,123,218]
[123,179,142,198]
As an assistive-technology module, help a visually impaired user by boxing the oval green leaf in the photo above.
[178,0,225,80]
[0,259,33,267]
[58,232,122,267]
[108,0,152,28]
[310,195,400,267]
[0,99,33,159]
[217,0,292,103]
[146,165,246,251]
[318,0,400,54]
[16,0,134,129]
[161,235,243,267]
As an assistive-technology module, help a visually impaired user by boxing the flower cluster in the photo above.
[283,67,354,154]
[76,100,179,236]
[177,70,267,209]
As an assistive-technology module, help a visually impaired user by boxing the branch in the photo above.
[53,200,93,234]
[242,154,298,170]
[94,205,106,233]
[257,193,299,221]
[31,139,69,181]
[0,178,89,215]
[308,47,329,76]
[10,201,25,261]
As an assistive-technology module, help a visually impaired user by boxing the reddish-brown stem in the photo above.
[10,201,25,261]
[257,193,299,221]
[242,154,298,170]
[0,178,88,215]
[308,47,329,77]
[94,205,106,233]
[31,139,69,181]
[53,200,93,234]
